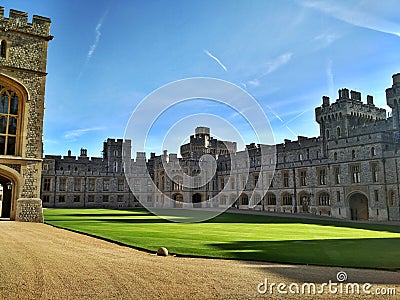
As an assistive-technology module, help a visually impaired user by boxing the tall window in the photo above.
[0,40,6,58]
[103,179,109,191]
[351,165,361,183]
[59,178,66,191]
[74,178,81,192]
[118,179,124,191]
[334,166,340,184]
[266,193,276,205]
[336,127,341,137]
[283,171,289,187]
[43,178,51,191]
[299,170,307,186]
[88,178,96,191]
[371,163,378,183]
[318,168,327,185]
[0,86,20,155]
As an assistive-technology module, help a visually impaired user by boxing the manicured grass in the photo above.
[43,208,400,270]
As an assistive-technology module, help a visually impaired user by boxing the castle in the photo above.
[41,73,400,222]
[0,8,52,221]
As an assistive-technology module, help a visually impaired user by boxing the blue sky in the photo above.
[2,0,400,157]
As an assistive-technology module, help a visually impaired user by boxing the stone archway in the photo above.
[172,193,184,208]
[192,193,202,208]
[349,193,369,220]
[0,165,22,220]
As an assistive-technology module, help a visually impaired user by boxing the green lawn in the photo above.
[43,208,400,270]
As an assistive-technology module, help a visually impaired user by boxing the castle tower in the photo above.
[0,8,52,221]
[316,88,386,147]
[386,73,400,131]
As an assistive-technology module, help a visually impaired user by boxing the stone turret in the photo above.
[386,73,400,130]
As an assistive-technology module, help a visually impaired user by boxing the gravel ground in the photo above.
[0,221,399,299]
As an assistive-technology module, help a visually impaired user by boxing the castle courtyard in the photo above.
[0,220,398,300]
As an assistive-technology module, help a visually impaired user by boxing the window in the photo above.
[43,178,51,192]
[300,170,307,186]
[0,40,6,58]
[43,163,49,171]
[59,178,66,191]
[241,175,246,189]
[282,193,292,205]
[230,177,235,189]
[319,192,330,206]
[390,191,396,206]
[318,168,326,185]
[134,179,140,191]
[58,195,65,203]
[336,191,341,202]
[0,86,20,155]
[42,195,50,203]
[147,179,153,192]
[117,195,124,202]
[334,152,337,161]
[73,195,80,202]
[74,178,81,192]
[352,150,356,159]
[326,129,330,139]
[220,195,227,205]
[88,178,96,191]
[299,153,303,161]
[147,195,152,203]
[220,177,225,189]
[113,161,118,173]
[253,174,259,188]
[351,165,361,183]
[102,195,109,202]
[374,190,379,202]
[371,163,378,183]
[87,195,95,202]
[266,193,276,205]
[336,127,341,137]
[371,147,376,157]
[118,179,124,191]
[283,171,289,187]
[334,166,340,184]
[103,179,109,191]
[240,194,249,205]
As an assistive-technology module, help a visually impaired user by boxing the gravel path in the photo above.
[0,221,399,299]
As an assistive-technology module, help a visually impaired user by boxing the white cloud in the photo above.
[87,13,108,61]
[204,49,228,71]
[313,33,339,48]
[302,1,400,38]
[262,52,293,76]
[64,126,106,140]
[247,79,260,87]
[326,58,334,97]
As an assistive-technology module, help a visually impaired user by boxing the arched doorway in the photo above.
[192,193,202,208]
[349,193,369,220]
[173,193,184,208]
[0,179,12,218]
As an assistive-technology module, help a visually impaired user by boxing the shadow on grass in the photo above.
[208,212,400,234]
[209,238,400,273]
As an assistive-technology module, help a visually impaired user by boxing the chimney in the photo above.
[322,96,330,107]
[67,150,71,156]
[367,95,374,105]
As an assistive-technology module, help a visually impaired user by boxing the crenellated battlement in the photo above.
[0,7,52,38]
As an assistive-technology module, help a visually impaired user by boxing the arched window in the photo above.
[266,193,276,205]
[0,85,21,155]
[113,161,118,172]
[318,192,330,206]
[282,193,292,205]
[334,152,337,161]
[240,193,248,205]
[0,40,6,58]
[352,150,356,159]
[371,147,376,157]
[326,129,330,139]
[336,127,341,137]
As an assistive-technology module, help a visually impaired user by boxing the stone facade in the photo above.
[0,8,52,221]
[41,71,400,221]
